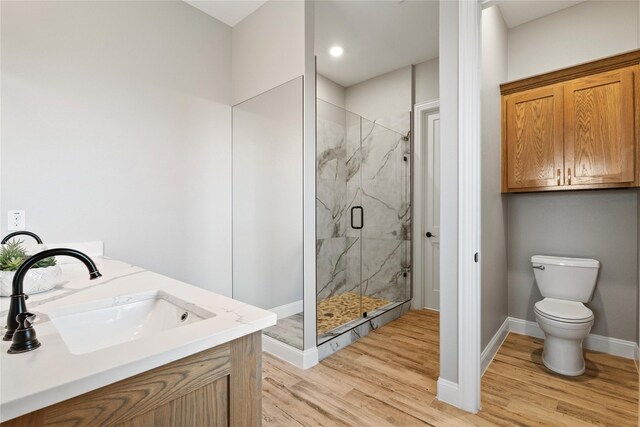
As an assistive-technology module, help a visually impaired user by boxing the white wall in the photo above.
[230,0,314,350]
[0,1,233,295]
[508,1,639,81]
[231,0,305,105]
[480,6,508,350]
[317,74,345,108]
[438,0,459,384]
[505,0,640,342]
[414,57,440,104]
[345,65,412,131]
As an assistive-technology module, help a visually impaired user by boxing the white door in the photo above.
[424,111,440,310]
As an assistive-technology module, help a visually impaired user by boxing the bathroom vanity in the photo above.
[0,258,276,426]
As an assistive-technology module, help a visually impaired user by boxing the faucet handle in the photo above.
[8,312,41,354]
[16,312,36,329]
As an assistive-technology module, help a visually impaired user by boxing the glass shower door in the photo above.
[359,118,410,316]
[316,101,411,344]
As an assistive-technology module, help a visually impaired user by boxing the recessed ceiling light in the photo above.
[329,46,343,57]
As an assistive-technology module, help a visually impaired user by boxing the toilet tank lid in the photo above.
[531,255,600,268]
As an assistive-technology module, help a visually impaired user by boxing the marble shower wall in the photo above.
[317,105,349,301]
[317,100,411,312]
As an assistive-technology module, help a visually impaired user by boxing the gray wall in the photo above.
[231,0,304,105]
[0,1,233,295]
[507,1,639,81]
[317,74,345,108]
[505,1,640,343]
[508,191,637,341]
[414,57,439,104]
[480,6,508,350]
[344,65,412,134]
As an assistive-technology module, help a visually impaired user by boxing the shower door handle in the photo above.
[351,206,364,230]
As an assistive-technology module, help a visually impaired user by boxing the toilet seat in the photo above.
[534,298,593,324]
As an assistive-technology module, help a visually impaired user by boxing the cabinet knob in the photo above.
[557,169,561,186]
[568,168,572,185]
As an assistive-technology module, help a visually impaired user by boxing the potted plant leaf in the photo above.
[0,241,62,296]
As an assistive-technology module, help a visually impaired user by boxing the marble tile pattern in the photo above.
[317,107,412,320]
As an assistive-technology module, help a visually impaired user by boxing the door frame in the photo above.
[412,99,440,311]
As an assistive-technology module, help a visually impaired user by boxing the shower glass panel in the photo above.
[233,77,304,350]
[360,118,411,312]
[316,100,363,339]
[316,99,411,345]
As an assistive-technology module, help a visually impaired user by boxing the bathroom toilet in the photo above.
[531,255,600,376]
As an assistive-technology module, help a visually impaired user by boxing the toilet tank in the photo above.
[531,255,600,303]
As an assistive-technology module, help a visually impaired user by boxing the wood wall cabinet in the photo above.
[1,332,262,427]
[501,50,640,193]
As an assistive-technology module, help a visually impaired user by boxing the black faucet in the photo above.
[3,248,102,353]
[1,231,43,245]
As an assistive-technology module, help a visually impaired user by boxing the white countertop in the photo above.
[0,257,276,422]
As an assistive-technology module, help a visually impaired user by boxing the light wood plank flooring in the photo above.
[262,309,639,426]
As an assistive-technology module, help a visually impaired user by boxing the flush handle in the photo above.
[532,265,545,270]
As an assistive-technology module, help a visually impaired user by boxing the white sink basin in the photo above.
[49,290,215,355]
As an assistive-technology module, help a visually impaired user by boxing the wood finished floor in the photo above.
[262,309,639,426]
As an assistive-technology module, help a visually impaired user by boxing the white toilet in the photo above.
[531,255,600,376]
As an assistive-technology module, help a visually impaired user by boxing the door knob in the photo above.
[426,232,436,238]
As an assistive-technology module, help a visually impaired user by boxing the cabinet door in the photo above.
[564,67,635,186]
[505,85,564,190]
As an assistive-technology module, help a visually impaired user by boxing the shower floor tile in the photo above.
[317,292,390,335]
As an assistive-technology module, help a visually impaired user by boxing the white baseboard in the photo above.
[262,335,318,369]
[268,300,303,320]
[509,317,637,360]
[481,317,509,375]
[508,317,545,339]
[635,344,639,372]
[437,378,459,408]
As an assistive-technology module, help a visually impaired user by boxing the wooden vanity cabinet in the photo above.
[501,50,640,193]
[1,332,262,427]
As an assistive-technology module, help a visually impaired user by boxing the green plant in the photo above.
[0,240,56,271]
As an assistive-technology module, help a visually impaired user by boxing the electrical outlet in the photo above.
[7,210,26,231]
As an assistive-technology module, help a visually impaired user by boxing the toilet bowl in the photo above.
[534,298,594,375]
[531,255,600,377]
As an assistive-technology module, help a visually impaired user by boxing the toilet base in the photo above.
[541,334,585,376]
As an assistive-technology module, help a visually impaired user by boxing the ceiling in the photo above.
[183,0,587,86]
[496,0,586,28]
[315,0,439,87]
[184,0,267,27]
